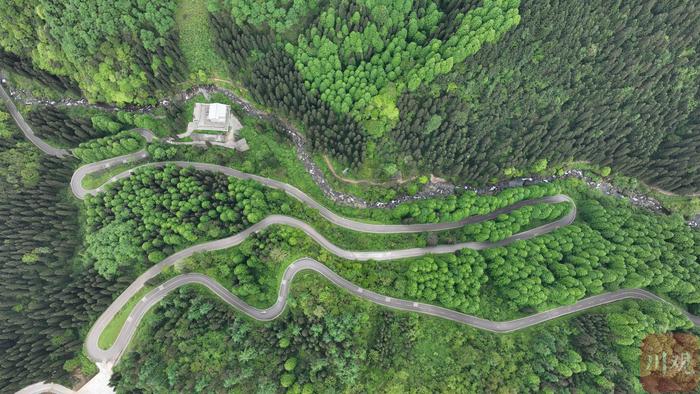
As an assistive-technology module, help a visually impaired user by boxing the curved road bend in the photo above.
[83,201,576,363]
[92,263,700,364]
[0,83,152,160]
[0,83,71,157]
[71,152,699,365]
[6,89,700,386]
[71,155,576,234]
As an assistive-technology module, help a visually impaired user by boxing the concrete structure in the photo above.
[178,103,248,151]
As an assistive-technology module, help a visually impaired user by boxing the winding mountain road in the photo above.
[74,153,581,362]
[95,268,700,364]
[0,83,70,157]
[4,84,699,393]
[70,153,699,366]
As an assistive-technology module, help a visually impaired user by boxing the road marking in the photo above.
[413,302,419,307]
[357,288,363,293]
[385,297,391,302]
[158,285,164,291]
[281,280,287,285]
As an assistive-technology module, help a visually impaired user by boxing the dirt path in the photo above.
[321,155,418,186]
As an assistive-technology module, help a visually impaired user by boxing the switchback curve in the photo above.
[6,80,699,393]
[76,151,699,367]
[79,151,578,363]
[94,264,700,363]
[0,83,70,157]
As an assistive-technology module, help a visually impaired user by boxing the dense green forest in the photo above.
[334,191,700,317]
[0,0,187,103]
[76,163,700,393]
[1,0,700,393]
[0,109,121,392]
[82,164,565,279]
[73,130,145,163]
[1,0,697,191]
[205,0,700,192]
[83,163,700,319]
[393,0,700,192]
[111,278,695,393]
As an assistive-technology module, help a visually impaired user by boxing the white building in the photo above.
[177,103,248,151]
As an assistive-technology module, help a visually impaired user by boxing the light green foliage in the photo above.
[478,196,700,311]
[146,142,177,160]
[0,111,12,138]
[391,182,561,223]
[608,302,692,364]
[177,0,229,77]
[280,373,295,387]
[0,0,38,55]
[383,163,398,177]
[0,0,183,103]
[0,111,40,188]
[85,220,143,279]
[91,115,123,135]
[73,130,145,163]
[332,182,700,321]
[402,251,487,313]
[85,165,284,277]
[36,0,177,102]
[226,0,318,32]
[460,202,569,242]
[531,325,587,382]
[21,247,50,264]
[531,158,548,173]
[284,357,297,371]
[63,351,97,377]
[285,0,520,136]
[424,114,443,134]
[0,141,40,188]
[1,109,40,189]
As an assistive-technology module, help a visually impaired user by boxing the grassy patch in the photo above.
[81,161,146,190]
[193,129,227,135]
[175,0,229,79]
[63,349,98,378]
[98,286,153,350]
[655,194,700,217]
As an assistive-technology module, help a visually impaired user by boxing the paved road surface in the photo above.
[15,382,74,394]
[77,155,577,362]
[0,83,71,158]
[7,91,700,392]
[73,154,699,366]
[71,156,576,235]
[95,264,700,363]
[15,363,114,394]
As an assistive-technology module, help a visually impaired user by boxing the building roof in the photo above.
[179,102,243,144]
[207,103,228,123]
